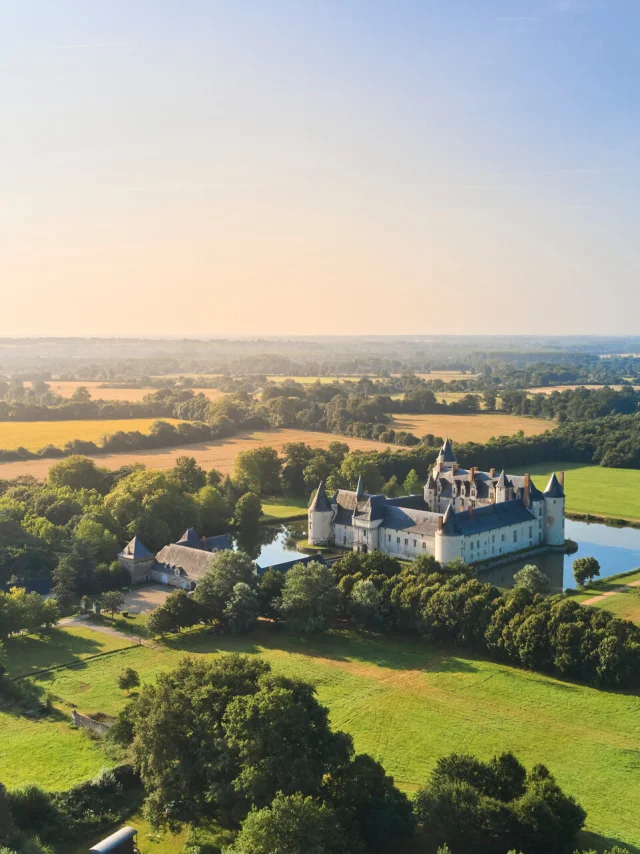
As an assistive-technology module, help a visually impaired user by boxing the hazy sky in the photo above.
[2,0,639,336]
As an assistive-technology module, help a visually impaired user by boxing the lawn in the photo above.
[261,494,308,521]
[390,413,551,442]
[512,461,640,523]
[0,419,185,452]
[2,625,638,850]
[4,625,135,678]
[68,810,189,854]
[586,587,640,623]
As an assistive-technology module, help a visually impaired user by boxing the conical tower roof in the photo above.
[438,438,457,463]
[309,481,332,513]
[544,473,565,498]
[177,527,202,549]
[356,475,364,498]
[495,470,512,489]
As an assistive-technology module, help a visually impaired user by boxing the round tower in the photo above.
[435,505,463,564]
[423,473,437,511]
[308,481,334,546]
[543,472,565,546]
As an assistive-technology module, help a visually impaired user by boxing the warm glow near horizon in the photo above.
[1,1,640,336]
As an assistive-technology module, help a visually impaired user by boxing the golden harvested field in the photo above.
[390,413,552,441]
[0,428,386,480]
[527,384,640,394]
[27,381,227,403]
[413,371,479,382]
[0,419,184,452]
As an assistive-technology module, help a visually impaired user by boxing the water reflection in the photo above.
[480,519,640,592]
[236,522,308,564]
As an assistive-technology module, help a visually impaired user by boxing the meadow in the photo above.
[527,384,640,394]
[389,412,551,442]
[512,461,640,522]
[0,419,185,452]
[3,625,639,850]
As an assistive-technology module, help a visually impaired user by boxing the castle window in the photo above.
[529,526,533,538]
[388,534,391,542]
[422,542,426,549]
[404,538,408,545]
[413,539,417,547]
[397,537,400,544]
[476,541,480,549]
[513,531,518,543]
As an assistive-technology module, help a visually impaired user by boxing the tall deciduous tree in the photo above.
[195,551,255,623]
[277,561,340,633]
[234,447,282,494]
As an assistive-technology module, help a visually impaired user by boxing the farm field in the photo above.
[0,418,185,452]
[527,384,640,394]
[0,428,386,480]
[390,413,551,442]
[3,626,639,850]
[25,381,228,403]
[512,461,640,523]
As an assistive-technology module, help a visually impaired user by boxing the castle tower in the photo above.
[543,472,565,546]
[495,470,513,504]
[118,536,155,584]
[434,438,457,474]
[435,505,463,564]
[423,473,437,511]
[309,481,334,546]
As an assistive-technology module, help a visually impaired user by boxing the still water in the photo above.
[254,519,640,594]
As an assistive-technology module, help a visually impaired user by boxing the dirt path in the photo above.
[580,579,640,606]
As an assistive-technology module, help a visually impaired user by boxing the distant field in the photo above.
[390,413,551,442]
[0,428,386,480]
[413,371,479,382]
[3,626,639,849]
[527,384,640,394]
[26,381,228,403]
[0,419,184,452]
[511,461,640,523]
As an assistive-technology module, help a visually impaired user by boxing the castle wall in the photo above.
[380,529,436,560]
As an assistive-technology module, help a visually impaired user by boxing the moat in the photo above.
[252,519,640,593]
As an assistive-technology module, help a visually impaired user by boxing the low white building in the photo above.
[308,439,565,565]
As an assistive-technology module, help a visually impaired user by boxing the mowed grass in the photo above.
[4,625,134,678]
[586,587,640,623]
[512,461,640,523]
[0,419,185,451]
[69,810,189,854]
[261,494,309,521]
[3,625,638,848]
[390,413,551,442]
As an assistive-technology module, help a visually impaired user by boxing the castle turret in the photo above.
[495,470,513,503]
[435,505,463,564]
[355,475,364,499]
[543,472,565,546]
[118,536,155,584]
[435,438,457,473]
[423,473,437,510]
[309,481,334,545]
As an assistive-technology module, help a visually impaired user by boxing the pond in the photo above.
[479,519,640,592]
[253,519,640,594]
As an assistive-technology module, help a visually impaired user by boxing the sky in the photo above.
[1,0,640,337]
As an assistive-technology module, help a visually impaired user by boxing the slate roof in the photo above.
[442,499,535,536]
[383,505,441,536]
[309,481,332,513]
[119,536,154,560]
[495,470,512,489]
[155,544,217,579]
[439,438,457,463]
[205,534,233,551]
[176,528,203,549]
[544,473,565,498]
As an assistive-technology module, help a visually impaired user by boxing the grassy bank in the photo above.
[2,625,639,849]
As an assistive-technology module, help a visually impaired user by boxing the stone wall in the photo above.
[71,709,113,737]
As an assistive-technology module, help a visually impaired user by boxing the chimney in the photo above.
[558,471,565,487]
[490,467,495,478]
[469,466,475,479]
[452,463,458,475]
[468,506,473,516]
[524,473,530,505]
[437,461,443,472]
[438,516,443,531]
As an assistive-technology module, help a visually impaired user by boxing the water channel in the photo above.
[253,518,640,593]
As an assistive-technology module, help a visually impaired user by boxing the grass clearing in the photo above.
[3,625,639,849]
[512,461,640,523]
[4,625,134,679]
[0,419,185,452]
[390,413,551,442]
[69,810,189,854]
[261,495,308,521]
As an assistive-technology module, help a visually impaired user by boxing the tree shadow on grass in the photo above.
[5,628,107,679]
[576,828,639,854]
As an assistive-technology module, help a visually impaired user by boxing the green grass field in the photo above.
[0,419,185,451]
[513,461,640,523]
[260,495,308,521]
[3,625,639,850]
